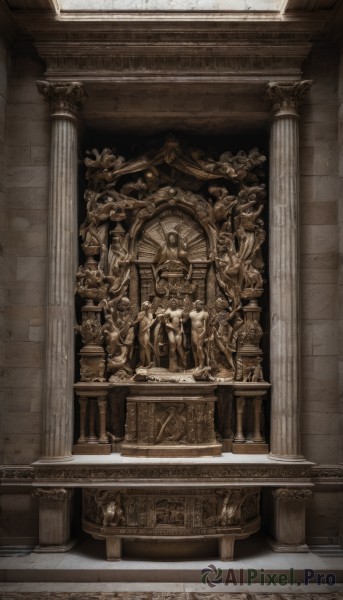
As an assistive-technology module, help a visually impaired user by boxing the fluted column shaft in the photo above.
[266,81,311,460]
[37,82,86,460]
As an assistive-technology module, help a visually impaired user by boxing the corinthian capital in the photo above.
[37,81,86,115]
[265,80,312,114]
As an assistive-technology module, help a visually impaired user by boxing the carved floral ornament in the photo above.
[265,80,313,114]
[32,487,71,501]
[272,488,313,501]
[36,81,87,115]
[75,134,268,384]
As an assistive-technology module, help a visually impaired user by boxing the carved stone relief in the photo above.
[82,487,260,537]
[75,135,267,384]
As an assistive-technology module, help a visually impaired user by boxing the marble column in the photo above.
[37,81,86,460]
[266,81,311,461]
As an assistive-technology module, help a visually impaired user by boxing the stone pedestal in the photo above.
[232,383,270,454]
[266,80,312,461]
[269,488,313,552]
[32,488,75,552]
[37,81,86,460]
[73,383,111,455]
[121,384,221,457]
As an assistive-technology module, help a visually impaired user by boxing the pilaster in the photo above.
[269,487,313,552]
[32,487,75,552]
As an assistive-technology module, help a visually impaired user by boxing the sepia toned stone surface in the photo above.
[0,0,342,563]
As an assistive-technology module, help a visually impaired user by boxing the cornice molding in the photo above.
[0,466,34,484]
[2,464,343,488]
[5,7,333,80]
[311,464,343,487]
[33,462,313,484]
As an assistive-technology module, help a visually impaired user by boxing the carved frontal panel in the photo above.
[82,487,260,538]
[121,390,220,456]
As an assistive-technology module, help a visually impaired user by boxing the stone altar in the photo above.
[70,134,271,558]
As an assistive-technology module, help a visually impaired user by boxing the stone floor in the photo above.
[0,534,342,597]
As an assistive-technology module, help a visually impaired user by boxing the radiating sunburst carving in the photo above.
[137,209,207,263]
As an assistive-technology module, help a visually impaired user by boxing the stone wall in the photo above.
[338,38,343,546]
[3,51,49,465]
[0,48,49,546]
[0,37,8,466]
[300,44,341,544]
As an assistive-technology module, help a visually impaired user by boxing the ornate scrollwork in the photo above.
[32,488,70,501]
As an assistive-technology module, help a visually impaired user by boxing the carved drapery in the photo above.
[266,80,312,461]
[37,81,86,460]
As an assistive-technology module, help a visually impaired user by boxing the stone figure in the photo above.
[242,258,263,292]
[209,185,238,224]
[103,297,135,379]
[94,490,125,527]
[85,147,126,187]
[154,228,191,279]
[209,298,241,375]
[106,228,131,303]
[164,298,187,372]
[75,258,107,302]
[189,300,209,369]
[234,190,265,262]
[246,357,264,382]
[133,301,156,367]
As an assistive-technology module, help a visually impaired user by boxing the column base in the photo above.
[269,453,305,462]
[269,537,309,553]
[33,538,78,553]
